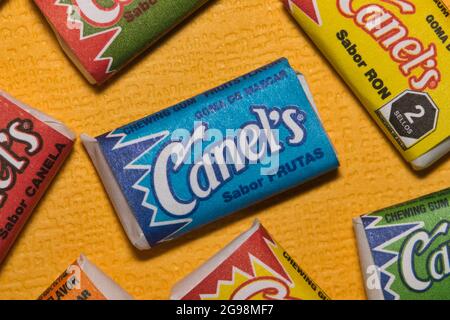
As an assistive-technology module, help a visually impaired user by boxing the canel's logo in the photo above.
[74,0,133,28]
[399,221,450,292]
[149,105,307,217]
[0,119,43,208]
[230,276,300,300]
[337,0,441,91]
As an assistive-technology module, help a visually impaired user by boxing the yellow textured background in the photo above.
[0,0,449,300]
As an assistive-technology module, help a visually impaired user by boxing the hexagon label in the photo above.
[376,91,439,150]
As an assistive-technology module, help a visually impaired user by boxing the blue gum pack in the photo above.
[82,58,339,249]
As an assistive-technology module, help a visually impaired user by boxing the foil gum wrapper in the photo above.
[81,58,339,250]
[38,254,133,300]
[171,220,331,300]
[0,91,74,264]
[33,0,209,85]
[354,188,450,300]
[284,0,450,170]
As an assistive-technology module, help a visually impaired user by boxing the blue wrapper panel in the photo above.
[97,58,339,246]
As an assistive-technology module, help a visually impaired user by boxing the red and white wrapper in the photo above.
[0,91,75,264]
[171,220,330,300]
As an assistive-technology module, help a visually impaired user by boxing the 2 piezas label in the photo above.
[377,90,439,149]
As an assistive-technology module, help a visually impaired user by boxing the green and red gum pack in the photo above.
[33,0,209,85]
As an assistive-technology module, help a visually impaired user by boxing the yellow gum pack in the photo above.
[284,0,450,170]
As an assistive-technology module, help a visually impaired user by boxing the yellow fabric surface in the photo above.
[0,0,449,300]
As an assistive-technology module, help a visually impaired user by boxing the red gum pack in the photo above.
[0,92,74,264]
[171,221,330,300]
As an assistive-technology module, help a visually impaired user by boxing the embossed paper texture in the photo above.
[0,0,449,300]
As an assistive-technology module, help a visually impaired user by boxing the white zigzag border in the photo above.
[200,239,294,300]
[364,214,423,300]
[107,129,195,243]
[55,0,122,74]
